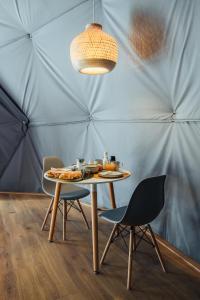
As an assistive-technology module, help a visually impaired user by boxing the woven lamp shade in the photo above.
[70,23,118,75]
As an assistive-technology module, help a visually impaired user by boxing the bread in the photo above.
[59,171,82,180]
[46,170,60,178]
[47,169,82,180]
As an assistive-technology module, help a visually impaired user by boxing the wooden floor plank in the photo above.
[0,194,200,300]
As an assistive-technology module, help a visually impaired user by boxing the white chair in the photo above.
[41,156,90,240]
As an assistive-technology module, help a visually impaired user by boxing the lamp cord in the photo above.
[93,0,95,23]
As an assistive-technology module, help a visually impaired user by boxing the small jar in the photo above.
[76,158,85,170]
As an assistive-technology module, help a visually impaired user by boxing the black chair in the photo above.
[41,156,90,240]
[100,175,166,290]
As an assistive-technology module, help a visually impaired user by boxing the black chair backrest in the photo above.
[121,175,166,226]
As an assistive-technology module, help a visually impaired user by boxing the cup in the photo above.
[115,161,120,171]
[105,162,117,171]
[94,159,103,165]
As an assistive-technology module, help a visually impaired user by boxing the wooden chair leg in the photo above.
[76,199,90,230]
[133,226,136,251]
[63,201,67,240]
[41,197,54,231]
[147,224,166,273]
[127,226,134,290]
[108,182,117,208]
[100,224,118,265]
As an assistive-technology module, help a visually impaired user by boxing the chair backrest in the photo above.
[121,175,166,226]
[42,156,64,194]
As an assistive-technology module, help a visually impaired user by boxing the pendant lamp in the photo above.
[70,0,118,75]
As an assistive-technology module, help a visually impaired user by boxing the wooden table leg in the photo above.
[63,201,67,241]
[108,182,116,208]
[48,182,61,242]
[91,184,99,273]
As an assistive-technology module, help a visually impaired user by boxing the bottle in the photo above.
[110,155,116,162]
[103,152,109,169]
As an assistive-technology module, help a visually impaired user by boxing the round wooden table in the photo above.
[44,170,131,273]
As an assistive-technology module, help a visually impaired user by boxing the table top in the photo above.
[44,169,131,185]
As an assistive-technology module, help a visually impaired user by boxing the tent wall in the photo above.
[0,0,200,263]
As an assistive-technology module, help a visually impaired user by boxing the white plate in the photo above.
[98,171,124,178]
[50,167,71,173]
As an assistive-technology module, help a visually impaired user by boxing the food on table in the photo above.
[47,170,82,180]
[59,171,82,180]
[46,170,61,178]
[97,164,103,171]
[50,168,67,172]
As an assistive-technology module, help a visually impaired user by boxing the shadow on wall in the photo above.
[130,9,166,61]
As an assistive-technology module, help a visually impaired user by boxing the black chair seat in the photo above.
[48,187,90,200]
[100,206,127,223]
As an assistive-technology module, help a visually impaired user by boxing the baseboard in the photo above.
[0,191,46,196]
[152,232,200,274]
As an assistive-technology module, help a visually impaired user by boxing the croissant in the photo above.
[59,171,82,180]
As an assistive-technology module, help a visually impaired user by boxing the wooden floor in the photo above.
[0,194,200,300]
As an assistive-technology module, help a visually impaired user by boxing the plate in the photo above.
[60,177,83,182]
[46,169,83,181]
[98,171,124,179]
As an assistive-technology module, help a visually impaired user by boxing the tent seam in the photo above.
[32,0,89,36]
